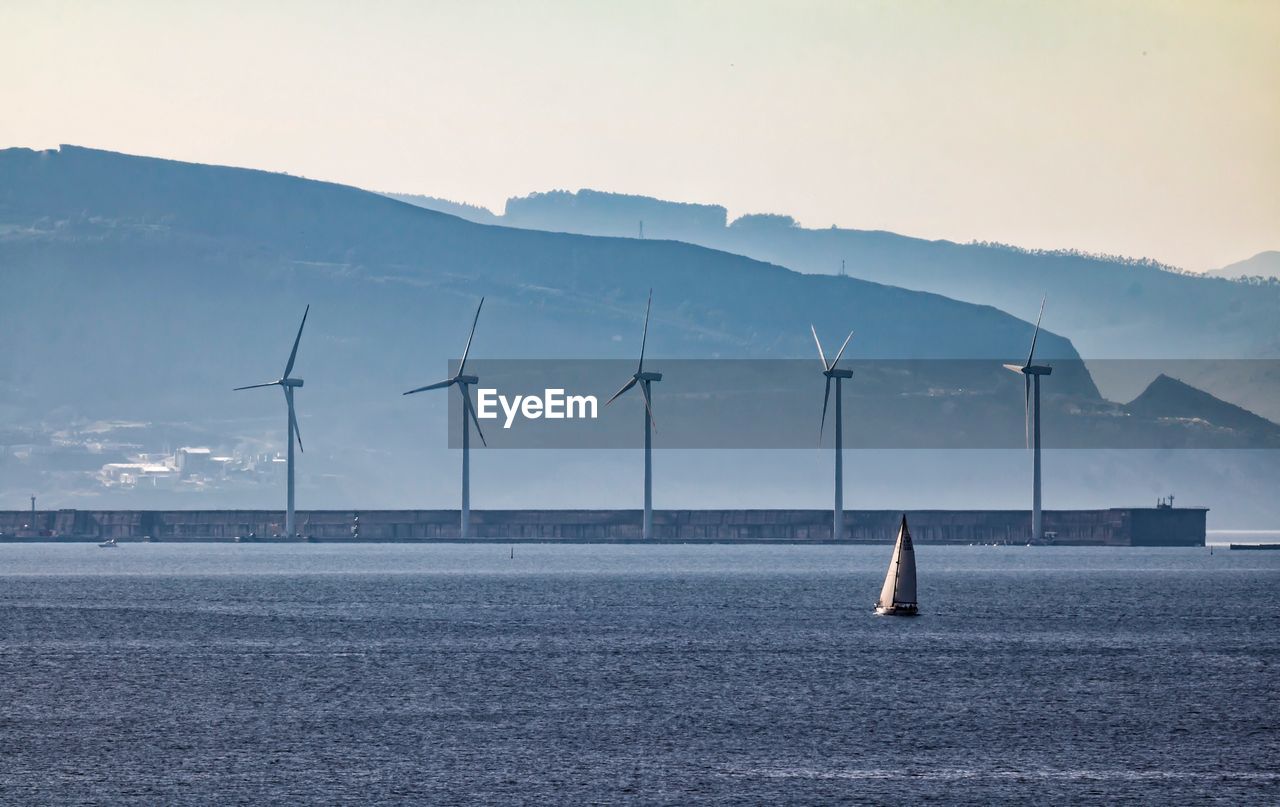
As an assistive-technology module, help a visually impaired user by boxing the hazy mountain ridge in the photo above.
[385,193,502,225]
[396,189,1280,352]
[1204,250,1280,281]
[0,146,1089,365]
[390,187,1280,421]
[1126,374,1280,438]
[2,146,1277,525]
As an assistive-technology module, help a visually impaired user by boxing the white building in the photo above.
[100,462,177,489]
[176,447,213,476]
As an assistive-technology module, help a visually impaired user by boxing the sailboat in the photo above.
[875,514,918,616]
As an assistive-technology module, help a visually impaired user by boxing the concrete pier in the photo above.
[0,507,1207,545]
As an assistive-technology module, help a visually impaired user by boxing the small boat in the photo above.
[98,538,118,548]
[875,514,918,616]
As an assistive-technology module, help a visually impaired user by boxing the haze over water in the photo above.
[2,544,1276,803]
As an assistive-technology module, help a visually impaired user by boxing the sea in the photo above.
[1,543,1277,805]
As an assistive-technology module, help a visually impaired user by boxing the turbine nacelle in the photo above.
[282,377,305,388]
[636,371,663,382]
[1003,363,1052,376]
[823,367,854,379]
[455,374,480,385]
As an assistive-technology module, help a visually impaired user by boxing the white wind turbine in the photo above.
[1003,296,1052,543]
[404,297,487,539]
[235,305,310,538]
[813,325,854,541]
[606,291,661,540]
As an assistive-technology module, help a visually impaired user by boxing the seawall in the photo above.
[0,508,1207,546]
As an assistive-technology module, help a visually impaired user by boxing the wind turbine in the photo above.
[1003,296,1052,543]
[404,297,487,539]
[235,305,309,538]
[606,291,661,540]
[813,325,854,541]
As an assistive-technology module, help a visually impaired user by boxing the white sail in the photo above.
[877,533,901,608]
[877,515,917,610]
[894,520,916,606]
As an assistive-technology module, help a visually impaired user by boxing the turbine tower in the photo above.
[606,291,661,540]
[813,325,854,541]
[404,297,487,539]
[235,305,310,538]
[1003,296,1052,542]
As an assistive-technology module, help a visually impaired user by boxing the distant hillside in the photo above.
[1126,374,1280,438]
[0,146,1091,372]
[1204,250,1280,281]
[388,188,1280,420]
[384,193,502,225]
[505,189,727,241]
[395,191,1279,350]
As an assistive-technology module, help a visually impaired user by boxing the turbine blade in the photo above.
[459,297,484,375]
[829,331,854,370]
[290,405,304,454]
[1024,374,1031,450]
[811,324,829,370]
[819,376,832,444]
[233,381,280,391]
[1025,295,1046,367]
[460,385,486,447]
[638,289,652,374]
[283,304,309,378]
[639,379,656,432]
[403,378,456,395]
[1002,363,1025,374]
[605,377,638,407]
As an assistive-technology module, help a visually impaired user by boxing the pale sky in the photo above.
[2,0,1277,270]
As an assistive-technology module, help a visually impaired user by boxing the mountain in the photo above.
[0,146,1093,403]
[1204,250,1280,281]
[384,193,501,225]
[506,189,727,242]
[1125,374,1280,442]
[396,189,1280,418]
[2,146,1278,525]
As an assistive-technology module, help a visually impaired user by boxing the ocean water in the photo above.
[1,543,1277,804]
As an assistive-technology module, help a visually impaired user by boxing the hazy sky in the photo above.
[3,0,1276,270]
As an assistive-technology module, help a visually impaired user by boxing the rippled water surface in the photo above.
[1,544,1277,804]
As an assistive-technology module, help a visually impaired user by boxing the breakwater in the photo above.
[0,507,1206,545]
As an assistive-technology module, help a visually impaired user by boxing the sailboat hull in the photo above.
[875,603,918,617]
